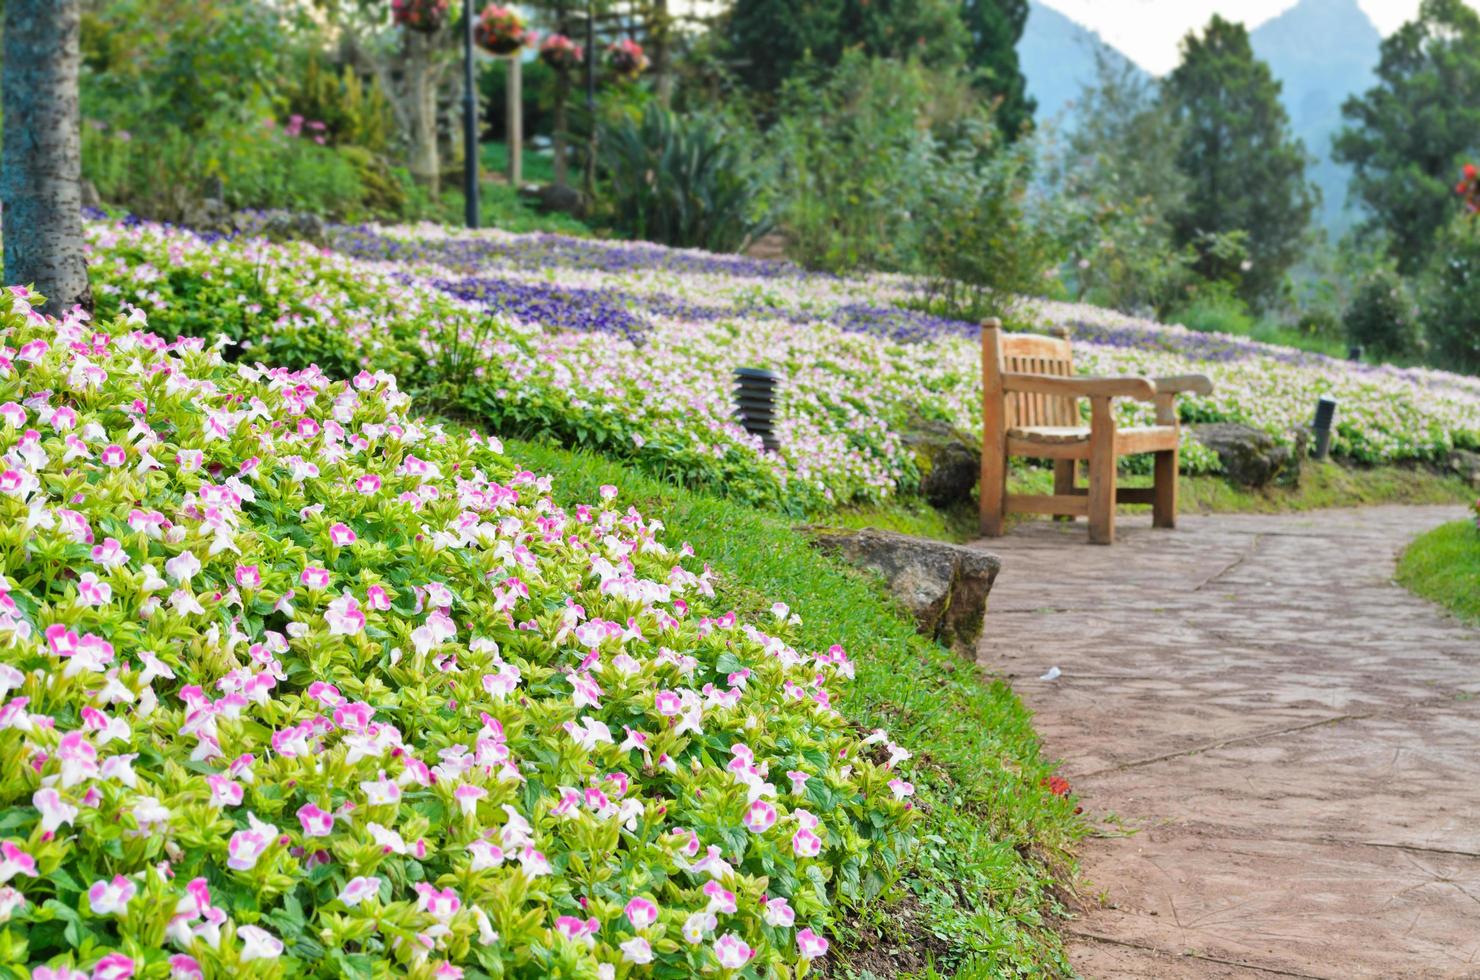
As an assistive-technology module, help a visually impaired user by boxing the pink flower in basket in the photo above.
[474,4,530,55]
[540,33,584,72]
[605,38,649,79]
[392,0,450,33]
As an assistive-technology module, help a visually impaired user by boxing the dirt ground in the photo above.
[975,506,1480,980]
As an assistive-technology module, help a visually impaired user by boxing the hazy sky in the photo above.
[1038,0,1480,74]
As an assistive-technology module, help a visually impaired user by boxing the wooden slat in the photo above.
[1000,334,1072,359]
[1006,493,1090,516]
[1006,437,1091,460]
[1115,427,1180,455]
[1115,488,1157,504]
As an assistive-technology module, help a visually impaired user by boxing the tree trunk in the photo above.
[553,72,571,188]
[405,30,442,196]
[651,0,673,107]
[2,0,92,316]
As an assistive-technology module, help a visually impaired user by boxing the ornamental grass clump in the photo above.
[0,288,916,977]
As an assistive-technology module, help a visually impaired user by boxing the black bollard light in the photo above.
[733,367,779,453]
[1311,395,1337,460]
[1348,345,1363,362]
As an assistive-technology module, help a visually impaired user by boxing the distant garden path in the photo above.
[976,506,1480,979]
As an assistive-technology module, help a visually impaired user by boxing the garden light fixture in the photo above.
[734,367,779,452]
[1312,395,1337,460]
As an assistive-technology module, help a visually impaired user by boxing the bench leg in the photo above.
[1088,402,1116,545]
[981,449,1007,537]
[1153,447,1178,529]
[1053,460,1076,521]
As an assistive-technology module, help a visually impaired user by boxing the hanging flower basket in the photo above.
[605,38,649,80]
[391,0,449,33]
[474,4,530,56]
[1458,162,1479,215]
[540,33,584,72]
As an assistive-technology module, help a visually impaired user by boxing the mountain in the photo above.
[1019,1,1146,124]
[1019,0,1383,234]
[1250,0,1382,234]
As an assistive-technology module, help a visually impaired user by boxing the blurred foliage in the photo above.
[1336,0,1480,274]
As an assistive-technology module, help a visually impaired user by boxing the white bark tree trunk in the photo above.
[2,0,93,316]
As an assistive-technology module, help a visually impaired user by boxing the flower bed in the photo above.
[86,219,1480,517]
[0,287,916,976]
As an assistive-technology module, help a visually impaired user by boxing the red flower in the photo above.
[1043,775,1071,797]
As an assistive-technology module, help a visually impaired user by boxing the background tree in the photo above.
[961,0,1034,138]
[1162,15,1316,307]
[1334,0,1480,273]
[721,0,966,100]
[1053,49,1192,314]
[317,0,457,194]
[2,0,93,315]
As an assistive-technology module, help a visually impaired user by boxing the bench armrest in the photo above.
[1152,374,1214,396]
[1003,372,1157,402]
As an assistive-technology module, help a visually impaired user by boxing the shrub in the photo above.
[1169,280,1257,336]
[0,287,915,977]
[597,106,772,253]
[1344,267,1422,361]
[911,135,1064,322]
[1421,213,1480,375]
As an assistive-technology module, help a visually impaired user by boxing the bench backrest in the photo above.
[982,321,1078,429]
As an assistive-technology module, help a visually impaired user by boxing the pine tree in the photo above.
[1334,0,1480,273]
[962,0,1034,138]
[1162,15,1316,307]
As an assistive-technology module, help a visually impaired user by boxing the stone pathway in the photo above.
[974,506,1480,979]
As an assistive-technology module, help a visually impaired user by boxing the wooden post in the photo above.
[980,319,1007,536]
[506,56,522,186]
[1053,460,1077,521]
[1088,396,1116,545]
[1153,391,1177,529]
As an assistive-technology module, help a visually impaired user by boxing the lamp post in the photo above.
[462,0,479,229]
[583,0,596,202]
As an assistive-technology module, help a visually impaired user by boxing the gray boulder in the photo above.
[901,414,981,508]
[527,182,586,218]
[1192,422,1299,488]
[241,209,328,246]
[810,527,1000,657]
[1448,449,1480,489]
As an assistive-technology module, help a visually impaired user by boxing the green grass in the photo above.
[1008,460,1471,525]
[481,140,557,186]
[1398,519,1480,624]
[505,437,1083,977]
[437,174,591,236]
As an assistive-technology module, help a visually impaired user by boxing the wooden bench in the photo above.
[979,319,1213,544]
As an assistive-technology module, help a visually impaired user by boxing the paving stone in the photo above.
[975,506,1480,979]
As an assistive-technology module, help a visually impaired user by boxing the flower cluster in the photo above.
[391,0,450,33]
[86,217,1480,512]
[1458,162,1479,216]
[473,4,529,55]
[540,33,584,72]
[0,287,916,976]
[605,39,648,79]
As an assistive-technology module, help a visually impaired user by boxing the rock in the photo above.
[182,196,236,236]
[1447,449,1480,489]
[810,528,1000,657]
[240,209,327,246]
[1192,422,1298,488]
[529,182,586,218]
[901,414,981,508]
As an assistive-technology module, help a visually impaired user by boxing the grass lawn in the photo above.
[482,139,558,186]
[506,437,1084,977]
[437,166,591,236]
[1398,519,1480,624]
